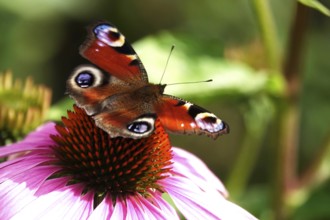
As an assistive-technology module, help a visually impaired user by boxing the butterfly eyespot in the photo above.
[75,71,94,88]
[195,113,224,133]
[126,115,156,137]
[94,24,114,35]
[69,65,104,90]
[93,23,125,47]
[127,122,151,134]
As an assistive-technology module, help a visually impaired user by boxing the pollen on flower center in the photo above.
[51,106,172,199]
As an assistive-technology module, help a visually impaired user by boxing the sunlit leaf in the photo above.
[134,32,284,98]
[47,98,74,121]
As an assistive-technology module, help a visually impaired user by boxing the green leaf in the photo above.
[133,32,284,99]
[299,0,330,16]
[292,180,330,220]
[46,98,74,121]
[0,0,96,19]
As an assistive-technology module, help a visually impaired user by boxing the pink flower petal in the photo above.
[172,147,228,197]
[148,191,179,219]
[110,197,127,220]
[89,195,115,220]
[126,196,147,220]
[162,176,257,220]
[10,183,93,219]
[0,156,58,181]
[90,192,179,220]
[0,122,57,158]
[0,169,65,219]
[131,193,179,220]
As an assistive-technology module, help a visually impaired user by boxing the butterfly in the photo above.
[66,22,229,139]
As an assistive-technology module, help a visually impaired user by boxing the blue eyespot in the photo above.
[75,71,94,88]
[94,24,111,36]
[127,122,151,134]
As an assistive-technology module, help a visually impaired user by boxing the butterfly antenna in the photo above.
[167,79,213,86]
[159,45,175,84]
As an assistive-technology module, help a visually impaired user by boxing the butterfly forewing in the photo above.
[155,95,229,139]
[80,22,148,84]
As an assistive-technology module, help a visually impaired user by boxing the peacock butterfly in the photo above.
[66,22,229,139]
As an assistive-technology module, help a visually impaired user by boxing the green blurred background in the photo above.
[1,0,330,219]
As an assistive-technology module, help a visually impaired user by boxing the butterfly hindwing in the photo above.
[91,88,159,138]
[93,110,157,139]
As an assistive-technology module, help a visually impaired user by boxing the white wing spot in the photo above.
[126,54,138,61]
[195,113,224,133]
[190,122,196,128]
[183,103,193,110]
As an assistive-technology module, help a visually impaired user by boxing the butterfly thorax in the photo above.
[131,83,166,103]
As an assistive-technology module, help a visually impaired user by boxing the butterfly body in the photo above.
[67,22,229,139]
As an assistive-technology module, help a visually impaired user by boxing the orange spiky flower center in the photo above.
[51,106,173,201]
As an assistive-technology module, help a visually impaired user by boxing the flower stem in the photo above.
[298,134,330,192]
[252,0,281,72]
[227,96,272,198]
[270,3,309,220]
[251,1,310,219]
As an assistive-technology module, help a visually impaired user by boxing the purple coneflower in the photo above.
[0,106,256,219]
